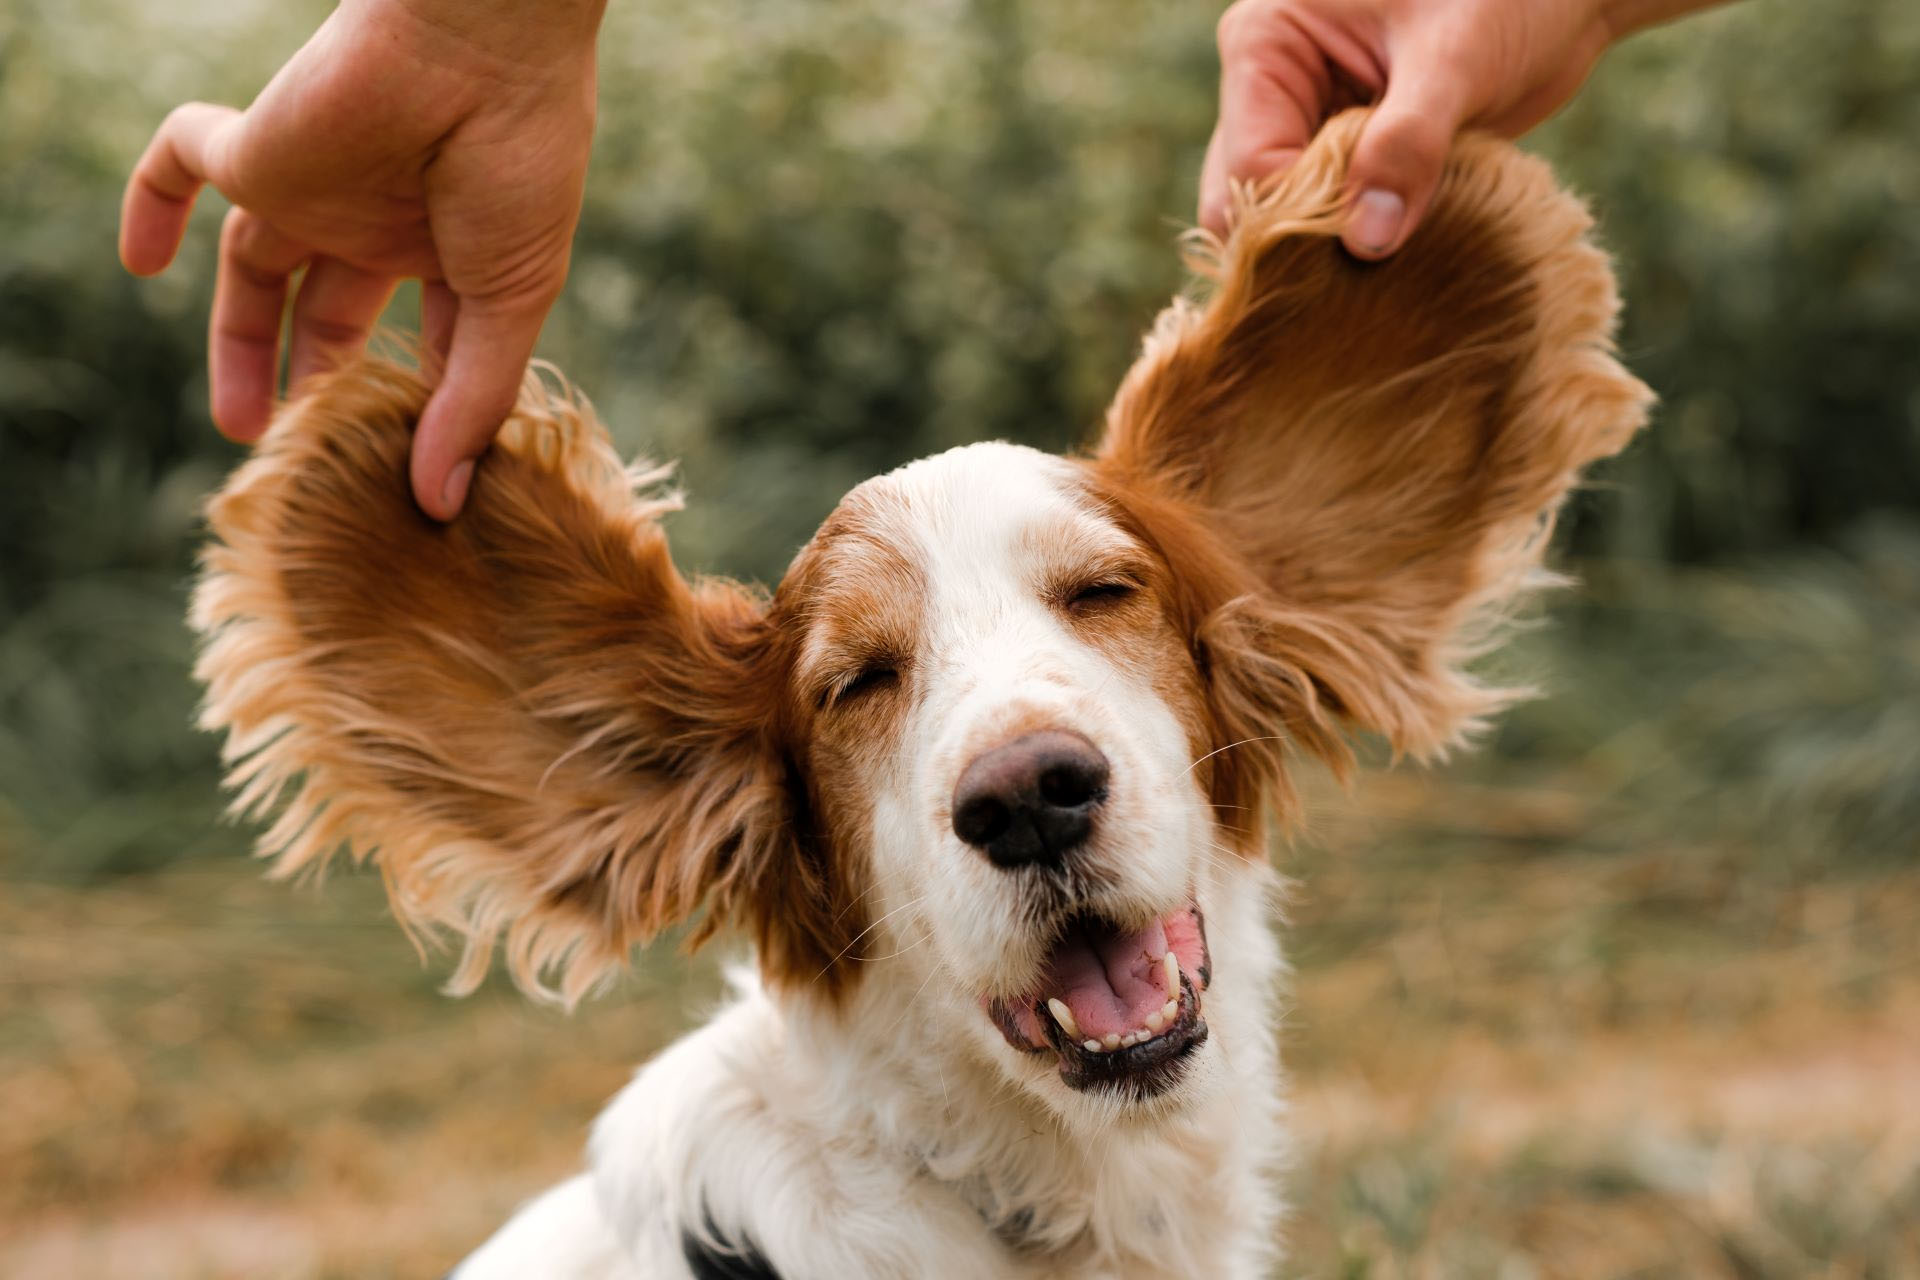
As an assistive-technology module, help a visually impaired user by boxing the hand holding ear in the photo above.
[1198,0,1729,257]
[119,0,604,520]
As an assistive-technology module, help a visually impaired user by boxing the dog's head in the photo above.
[191,112,1648,1120]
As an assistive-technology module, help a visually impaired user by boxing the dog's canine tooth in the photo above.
[1046,998,1080,1041]
[1161,998,1178,1022]
[1163,951,1180,996]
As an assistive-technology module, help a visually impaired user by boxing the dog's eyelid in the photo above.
[1058,572,1145,610]
[818,659,904,710]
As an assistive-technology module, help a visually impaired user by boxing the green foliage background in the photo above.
[2,0,1916,880]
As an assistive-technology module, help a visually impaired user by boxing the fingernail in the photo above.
[442,459,474,514]
[1349,189,1406,254]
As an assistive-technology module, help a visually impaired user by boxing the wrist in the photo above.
[1599,0,1727,41]
[352,0,606,70]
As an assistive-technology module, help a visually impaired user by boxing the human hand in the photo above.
[1198,0,1721,257]
[120,0,604,519]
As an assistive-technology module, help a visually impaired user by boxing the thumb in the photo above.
[1342,57,1471,259]
[409,292,548,521]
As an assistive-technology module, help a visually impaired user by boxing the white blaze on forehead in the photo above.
[875,442,1133,636]
[791,440,1123,704]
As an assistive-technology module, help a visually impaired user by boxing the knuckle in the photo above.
[232,255,284,293]
[1366,108,1455,177]
[295,315,369,349]
[1398,118,1455,171]
[217,206,259,258]
[470,257,569,316]
[1216,0,1279,53]
[159,102,203,134]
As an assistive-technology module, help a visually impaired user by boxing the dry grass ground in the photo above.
[3,766,1916,1279]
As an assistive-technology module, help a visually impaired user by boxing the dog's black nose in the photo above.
[951,730,1110,868]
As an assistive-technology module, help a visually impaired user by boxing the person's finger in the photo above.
[209,207,309,441]
[1199,4,1336,234]
[1341,49,1473,259]
[408,295,546,520]
[287,257,398,389]
[120,103,244,276]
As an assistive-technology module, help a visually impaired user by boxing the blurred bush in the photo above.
[1538,0,1920,562]
[1,0,1915,878]
[1492,517,1920,867]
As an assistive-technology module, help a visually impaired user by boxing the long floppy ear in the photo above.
[1095,109,1652,771]
[191,359,850,1003]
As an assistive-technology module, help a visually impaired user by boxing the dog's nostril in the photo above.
[950,730,1110,869]
[953,796,1012,848]
[1038,764,1098,809]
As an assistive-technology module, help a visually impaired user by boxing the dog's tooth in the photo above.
[1046,998,1081,1041]
[1083,1039,1101,1053]
[1162,998,1179,1021]
[1145,1009,1166,1032]
[1163,951,1180,995]
[1102,1033,1121,1051]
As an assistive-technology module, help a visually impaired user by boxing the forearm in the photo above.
[1603,0,1737,40]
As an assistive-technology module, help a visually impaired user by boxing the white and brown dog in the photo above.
[189,113,1648,1278]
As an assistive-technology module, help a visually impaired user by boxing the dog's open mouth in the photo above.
[987,905,1211,1096]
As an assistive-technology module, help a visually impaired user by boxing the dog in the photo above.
[187,110,1649,1278]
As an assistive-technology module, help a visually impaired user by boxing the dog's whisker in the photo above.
[813,893,930,981]
[878,959,946,1044]
[830,874,892,925]
[856,930,932,963]
[1182,735,1289,778]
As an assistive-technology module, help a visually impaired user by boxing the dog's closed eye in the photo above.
[1060,578,1139,613]
[823,662,901,709]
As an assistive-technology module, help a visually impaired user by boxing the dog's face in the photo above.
[777,445,1229,1108]
[190,113,1649,1120]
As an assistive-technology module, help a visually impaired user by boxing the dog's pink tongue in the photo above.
[1042,917,1172,1041]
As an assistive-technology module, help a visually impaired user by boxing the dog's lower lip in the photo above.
[1043,969,1208,1095]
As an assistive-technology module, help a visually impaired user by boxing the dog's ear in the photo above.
[1095,109,1651,768]
[192,361,851,1003]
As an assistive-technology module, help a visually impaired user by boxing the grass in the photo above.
[2,768,1915,1278]
[1278,771,1920,1279]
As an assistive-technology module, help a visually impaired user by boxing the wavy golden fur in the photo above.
[1095,111,1651,811]
[190,366,832,1005]
[190,110,1649,1006]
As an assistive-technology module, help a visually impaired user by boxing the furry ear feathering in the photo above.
[1098,121,1651,782]
[189,363,807,1006]
[189,110,1651,1009]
